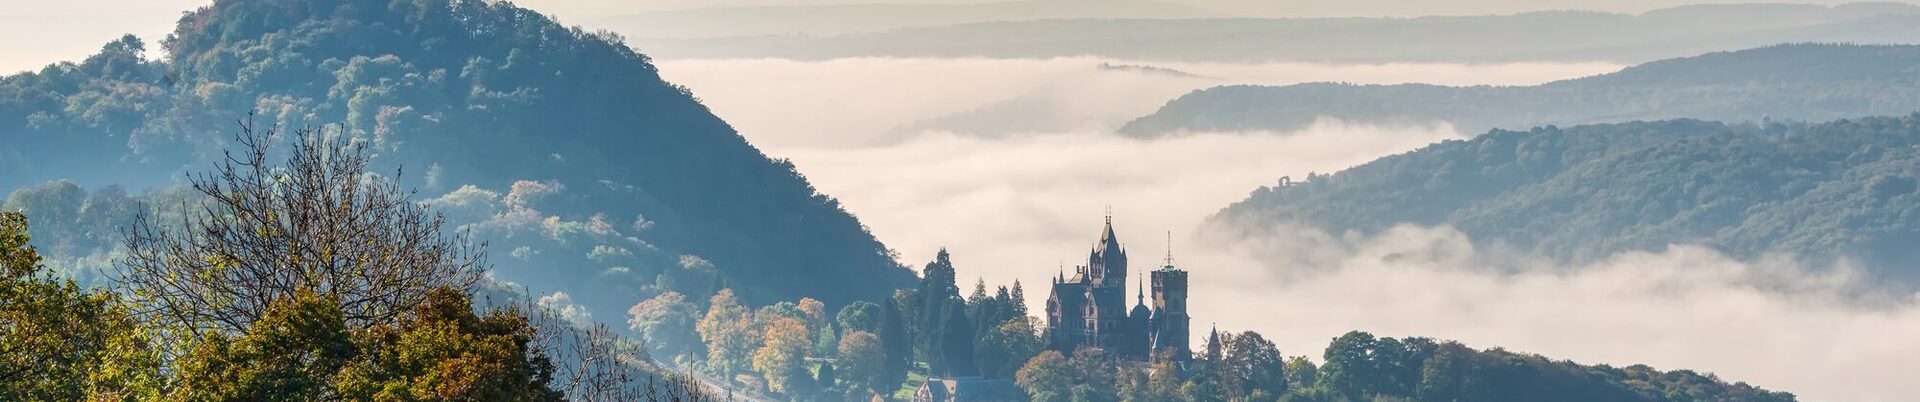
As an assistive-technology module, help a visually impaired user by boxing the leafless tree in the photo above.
[115,118,482,335]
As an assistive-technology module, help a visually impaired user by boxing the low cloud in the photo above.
[1193,222,1920,402]
[774,120,1464,305]
[656,56,1919,401]
[655,57,1619,147]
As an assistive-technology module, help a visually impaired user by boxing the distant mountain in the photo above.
[1209,115,1920,279]
[590,0,1221,38]
[627,2,1920,62]
[1121,43,1920,137]
[0,0,915,323]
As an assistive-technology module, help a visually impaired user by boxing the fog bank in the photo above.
[656,56,1919,401]
[1192,222,1920,402]
[656,57,1621,147]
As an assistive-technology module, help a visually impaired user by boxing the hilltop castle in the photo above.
[1044,215,1192,361]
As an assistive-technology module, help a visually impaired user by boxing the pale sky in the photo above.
[2,0,1905,75]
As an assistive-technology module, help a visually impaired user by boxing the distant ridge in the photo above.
[1209,113,1920,278]
[1120,43,1920,137]
[627,2,1920,62]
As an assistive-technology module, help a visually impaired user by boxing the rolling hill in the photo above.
[0,0,916,323]
[1209,115,1920,278]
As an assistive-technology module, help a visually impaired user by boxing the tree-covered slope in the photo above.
[1121,43,1920,137]
[0,0,914,319]
[1209,116,1920,276]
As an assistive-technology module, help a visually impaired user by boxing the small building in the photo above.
[912,377,1028,402]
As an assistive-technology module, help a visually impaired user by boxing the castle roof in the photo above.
[1095,216,1125,260]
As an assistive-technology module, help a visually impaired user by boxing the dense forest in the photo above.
[1211,115,1920,278]
[1121,43,1920,137]
[0,0,916,321]
[627,248,1794,401]
[629,3,1920,62]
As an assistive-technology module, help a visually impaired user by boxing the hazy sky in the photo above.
[4,0,1909,74]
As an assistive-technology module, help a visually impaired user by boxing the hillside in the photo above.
[1121,43,1920,136]
[1209,115,1920,277]
[0,0,915,321]
[628,3,1920,62]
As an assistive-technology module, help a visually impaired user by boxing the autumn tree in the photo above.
[0,212,162,401]
[752,317,810,395]
[696,289,757,379]
[335,287,562,401]
[163,289,359,401]
[835,331,885,393]
[116,121,481,335]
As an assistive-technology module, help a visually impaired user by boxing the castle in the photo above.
[1044,215,1191,361]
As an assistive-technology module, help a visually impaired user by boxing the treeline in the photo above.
[628,247,1793,402]
[1120,43,1920,137]
[0,124,713,401]
[1009,330,1790,402]
[1211,115,1920,277]
[626,249,1042,400]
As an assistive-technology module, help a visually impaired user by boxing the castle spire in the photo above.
[1164,231,1175,268]
[1136,272,1145,305]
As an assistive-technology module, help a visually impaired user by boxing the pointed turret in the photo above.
[1090,210,1128,288]
[1205,324,1222,361]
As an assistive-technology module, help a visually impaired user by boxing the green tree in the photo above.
[814,323,839,359]
[1318,331,1380,398]
[1285,356,1319,392]
[0,212,162,401]
[835,301,881,335]
[933,298,977,376]
[915,249,960,361]
[1016,351,1074,402]
[877,297,912,390]
[3,180,86,250]
[1221,331,1286,400]
[816,361,837,389]
[164,289,358,401]
[335,287,562,401]
[974,317,1043,379]
[626,291,702,363]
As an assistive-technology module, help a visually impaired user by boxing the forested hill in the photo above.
[0,0,914,314]
[1120,44,1920,137]
[1209,115,1920,277]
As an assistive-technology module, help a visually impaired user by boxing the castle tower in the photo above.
[1089,212,1128,290]
[1149,245,1192,361]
